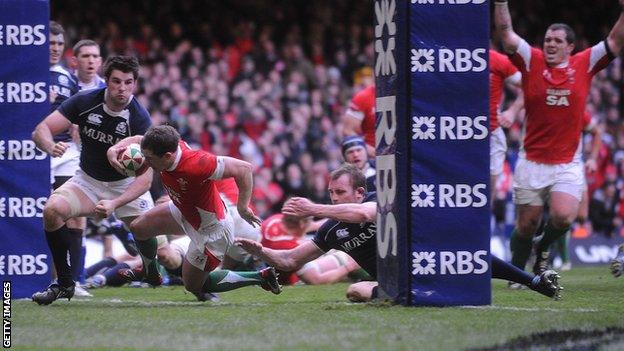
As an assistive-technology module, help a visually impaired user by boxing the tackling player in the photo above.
[111,125,282,300]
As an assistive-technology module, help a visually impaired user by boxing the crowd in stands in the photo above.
[52,0,624,237]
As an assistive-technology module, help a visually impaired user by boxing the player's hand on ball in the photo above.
[238,206,262,227]
[49,141,69,157]
[107,144,127,174]
[94,199,116,219]
[234,238,263,256]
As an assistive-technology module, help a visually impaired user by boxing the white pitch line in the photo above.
[460,305,599,313]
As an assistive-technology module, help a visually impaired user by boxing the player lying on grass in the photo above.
[107,125,282,300]
[260,212,370,286]
[236,164,564,302]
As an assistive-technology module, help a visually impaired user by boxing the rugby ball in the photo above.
[119,143,145,176]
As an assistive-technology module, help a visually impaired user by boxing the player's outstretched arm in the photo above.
[606,0,624,56]
[494,0,522,54]
[94,167,154,219]
[107,135,145,174]
[283,197,377,223]
[221,157,261,227]
[32,110,72,157]
[235,239,323,272]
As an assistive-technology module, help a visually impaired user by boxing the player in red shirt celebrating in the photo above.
[494,0,624,274]
[107,125,281,300]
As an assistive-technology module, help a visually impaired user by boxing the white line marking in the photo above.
[460,305,599,313]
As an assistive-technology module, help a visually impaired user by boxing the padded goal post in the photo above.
[375,0,491,306]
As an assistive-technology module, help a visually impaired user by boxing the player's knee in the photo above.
[129,217,149,240]
[550,215,574,230]
[517,212,541,235]
[517,221,539,237]
[66,216,85,230]
[42,197,69,228]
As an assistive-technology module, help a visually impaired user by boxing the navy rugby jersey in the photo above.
[312,192,378,278]
[78,75,106,91]
[50,64,79,142]
[58,88,151,181]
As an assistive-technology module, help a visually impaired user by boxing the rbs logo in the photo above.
[0,25,46,45]
[411,183,487,208]
[412,48,486,73]
[412,116,488,140]
[0,140,47,161]
[412,250,489,275]
[0,254,48,275]
[0,197,47,218]
[0,82,47,103]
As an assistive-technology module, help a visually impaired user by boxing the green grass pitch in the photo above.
[10,267,624,350]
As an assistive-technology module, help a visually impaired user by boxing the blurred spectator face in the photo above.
[49,33,64,66]
[543,29,574,66]
[286,164,303,185]
[344,145,367,170]
[74,45,102,78]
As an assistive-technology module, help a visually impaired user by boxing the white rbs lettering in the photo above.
[438,184,487,208]
[438,48,486,72]
[439,250,488,274]
[439,116,488,140]
[0,25,46,45]
[0,82,47,103]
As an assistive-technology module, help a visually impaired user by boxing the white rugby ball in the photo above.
[118,143,145,176]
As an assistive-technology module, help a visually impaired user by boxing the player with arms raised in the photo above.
[494,0,624,274]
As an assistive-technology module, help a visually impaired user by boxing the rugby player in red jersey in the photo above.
[494,0,624,274]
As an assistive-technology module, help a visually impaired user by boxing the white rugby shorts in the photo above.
[490,127,507,177]
[512,157,584,206]
[168,200,235,271]
[60,169,154,218]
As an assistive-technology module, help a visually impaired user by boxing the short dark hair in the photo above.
[330,163,367,192]
[103,56,140,80]
[546,23,576,44]
[49,21,64,36]
[141,125,180,157]
[73,39,100,56]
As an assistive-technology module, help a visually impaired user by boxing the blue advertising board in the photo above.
[376,0,491,306]
[0,0,51,299]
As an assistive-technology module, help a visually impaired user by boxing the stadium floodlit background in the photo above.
[6,0,624,350]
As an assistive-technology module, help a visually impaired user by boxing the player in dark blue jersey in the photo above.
[72,39,106,91]
[31,56,160,305]
[236,164,563,302]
